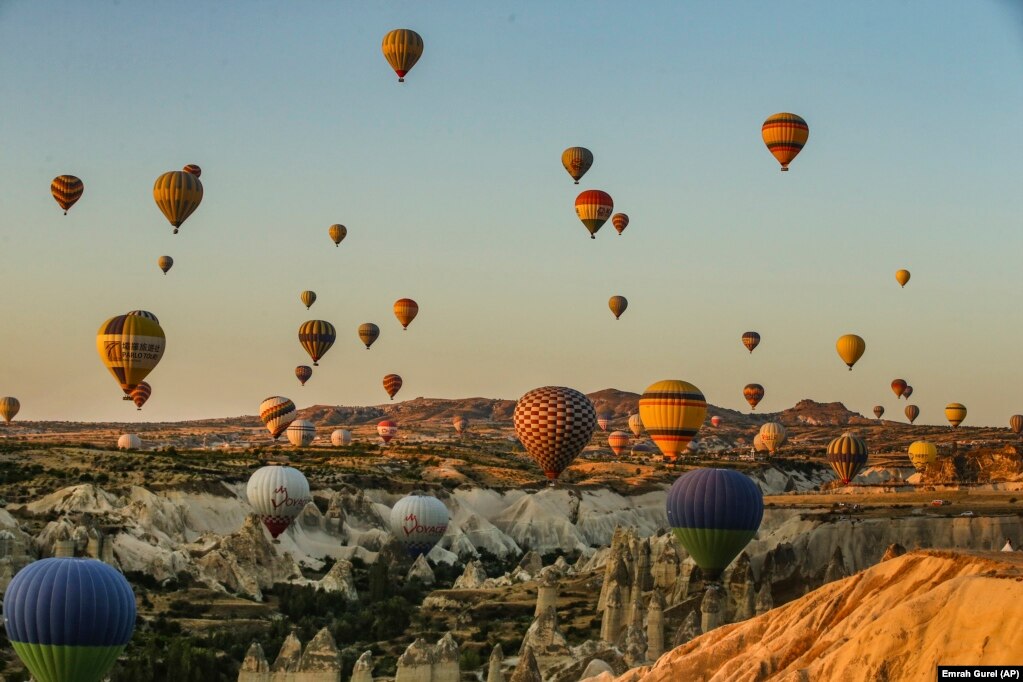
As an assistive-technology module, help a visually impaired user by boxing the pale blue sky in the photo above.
[1,2,1021,425]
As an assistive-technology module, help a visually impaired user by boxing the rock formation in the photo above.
[453,559,487,589]
[579,659,615,681]
[600,583,624,644]
[315,559,358,600]
[509,644,543,682]
[535,569,559,616]
[881,543,907,562]
[755,581,774,615]
[486,644,504,682]
[271,632,303,673]
[407,553,436,585]
[520,605,569,656]
[823,546,847,583]
[620,623,648,667]
[517,549,543,579]
[297,628,340,673]
[645,591,665,662]
[434,633,460,682]
[672,610,701,648]
[350,651,374,682]
[394,634,461,682]
[240,643,269,673]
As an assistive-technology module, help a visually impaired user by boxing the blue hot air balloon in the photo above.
[2,558,137,682]
[666,468,764,581]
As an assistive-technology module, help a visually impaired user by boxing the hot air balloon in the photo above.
[125,309,159,324]
[575,190,613,239]
[1011,415,1023,436]
[607,431,630,457]
[298,320,336,366]
[561,147,593,184]
[358,323,380,349]
[761,113,809,171]
[331,429,352,446]
[394,298,419,329]
[753,433,768,453]
[608,295,628,320]
[873,405,884,419]
[743,384,765,410]
[612,213,629,235]
[836,334,865,370]
[758,422,786,454]
[183,164,201,177]
[3,557,136,682]
[259,396,297,440]
[300,291,317,309]
[666,468,764,581]
[96,314,166,399]
[378,419,398,444]
[638,380,707,464]
[117,434,141,450]
[328,224,347,246]
[295,365,313,386]
[390,493,449,557]
[827,433,868,484]
[50,175,84,214]
[130,381,151,410]
[741,331,761,354]
[513,386,597,481]
[157,255,173,274]
[453,416,468,435]
[945,403,967,428]
[628,414,643,437]
[710,416,721,427]
[891,379,908,398]
[631,441,656,457]
[908,441,938,470]
[382,29,423,82]
[903,385,914,399]
[286,419,315,447]
[153,170,203,234]
[383,373,403,400]
[596,412,612,432]
[895,269,911,288]
[0,397,20,424]
[905,404,920,424]
[246,465,311,539]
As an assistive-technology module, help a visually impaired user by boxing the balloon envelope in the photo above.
[96,314,166,398]
[873,405,884,419]
[835,334,865,370]
[710,416,721,427]
[298,320,336,365]
[51,175,84,214]
[331,429,352,446]
[383,373,403,400]
[628,414,643,437]
[561,147,593,184]
[259,396,297,440]
[513,386,597,480]
[574,190,613,239]
[908,441,938,470]
[153,170,203,233]
[743,384,764,410]
[1011,415,1023,435]
[905,404,920,423]
[393,299,419,329]
[761,113,809,171]
[758,422,786,454]
[117,434,141,450]
[295,365,313,386]
[300,291,316,309]
[608,430,629,456]
[328,224,347,246]
[0,396,20,423]
[891,379,908,398]
[286,419,315,447]
[157,255,173,274]
[608,295,628,320]
[378,420,398,443]
[130,381,151,410]
[638,380,707,463]
[452,416,468,434]
[895,269,911,287]
[182,164,201,177]
[826,434,868,484]
[945,403,967,428]
[741,331,760,354]
[246,465,311,538]
[611,213,629,235]
[382,28,423,82]
[390,493,449,557]
[359,323,380,349]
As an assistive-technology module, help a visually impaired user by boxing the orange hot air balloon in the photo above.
[743,383,764,410]
[182,164,201,178]
[608,295,628,320]
[761,113,809,171]
[891,379,907,399]
[295,365,313,386]
[711,416,721,427]
[905,404,920,424]
[561,147,593,184]
[51,175,84,214]
[741,331,760,354]
[895,269,910,288]
[153,170,203,234]
[612,213,629,235]
[358,323,380,349]
[574,190,613,239]
[393,299,419,330]
[383,373,403,400]
[1010,414,1023,435]
[130,382,151,411]
[382,29,423,82]
[607,431,630,457]
[835,334,865,370]
[328,224,347,247]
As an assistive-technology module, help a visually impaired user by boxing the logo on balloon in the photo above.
[402,512,447,537]
[270,485,311,511]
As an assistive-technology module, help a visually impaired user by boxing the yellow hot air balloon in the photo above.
[638,380,707,464]
[382,29,423,83]
[835,334,865,371]
[908,441,937,470]
[96,314,166,399]
[761,113,809,171]
[298,320,336,366]
[0,397,20,424]
[300,291,316,309]
[608,295,628,320]
[561,147,593,184]
[157,255,173,275]
[358,323,380,349]
[945,403,967,428]
[328,224,347,247]
[895,269,911,288]
[758,422,786,454]
[393,299,419,330]
[628,413,643,437]
[153,170,203,234]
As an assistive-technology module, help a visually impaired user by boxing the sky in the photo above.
[0,1,1021,425]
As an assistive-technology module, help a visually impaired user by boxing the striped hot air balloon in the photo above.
[328,223,347,247]
[607,430,630,457]
[286,419,316,447]
[666,468,764,581]
[50,175,84,214]
[383,373,403,400]
[827,433,868,484]
[873,405,884,419]
[513,386,597,481]
[117,434,141,450]
[393,298,419,329]
[638,380,707,464]
[905,404,920,423]
[153,170,203,234]
[3,558,136,682]
[126,309,159,324]
[182,164,201,177]
[377,420,398,444]
[358,323,380,349]
[295,365,313,386]
[330,429,352,446]
[574,190,613,239]
[596,412,612,432]
[945,403,967,428]
[246,465,311,539]
[895,269,910,288]
[628,414,643,437]
[390,493,449,558]
[453,416,468,435]
[891,379,908,398]
[130,381,151,410]
[608,295,628,320]
[741,331,761,354]
[1010,415,1023,436]
[96,314,166,399]
[259,396,297,440]
[298,320,336,365]
[561,147,593,184]
[743,384,765,410]
[157,255,173,274]
[612,213,629,235]
[0,397,20,424]
[382,29,423,82]
[758,422,786,454]
[761,113,809,171]
[908,441,938,470]
[836,334,866,370]
[300,291,317,309]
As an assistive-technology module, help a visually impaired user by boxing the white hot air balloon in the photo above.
[246,465,311,540]
[117,434,141,451]
[389,492,450,557]
[330,429,352,446]
[286,419,316,447]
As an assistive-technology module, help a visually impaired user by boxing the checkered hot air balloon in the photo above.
[513,386,597,482]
